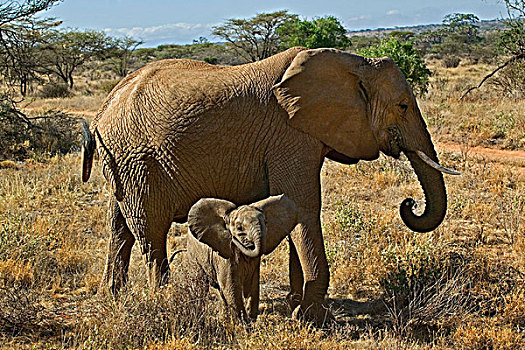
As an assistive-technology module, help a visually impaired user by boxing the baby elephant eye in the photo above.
[399,103,408,112]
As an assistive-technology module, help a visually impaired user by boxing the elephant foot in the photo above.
[291,301,334,326]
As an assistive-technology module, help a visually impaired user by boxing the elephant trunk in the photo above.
[400,150,447,233]
[232,226,264,258]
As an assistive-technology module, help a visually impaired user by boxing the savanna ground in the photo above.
[1,60,524,349]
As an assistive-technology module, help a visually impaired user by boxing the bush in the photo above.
[360,37,431,96]
[96,79,121,94]
[489,59,525,98]
[68,269,231,349]
[380,242,472,337]
[39,83,72,98]
[0,98,82,161]
[0,283,61,338]
[203,57,218,64]
[443,56,461,68]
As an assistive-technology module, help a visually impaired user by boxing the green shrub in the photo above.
[203,57,218,64]
[360,38,431,96]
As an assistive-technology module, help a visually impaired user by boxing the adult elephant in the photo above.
[82,47,457,323]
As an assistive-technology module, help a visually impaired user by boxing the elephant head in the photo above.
[273,48,458,233]
[188,195,298,259]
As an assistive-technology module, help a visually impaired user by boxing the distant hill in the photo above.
[347,19,507,37]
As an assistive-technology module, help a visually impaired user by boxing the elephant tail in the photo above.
[169,249,187,264]
[81,119,96,182]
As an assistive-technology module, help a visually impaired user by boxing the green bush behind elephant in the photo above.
[82,47,457,323]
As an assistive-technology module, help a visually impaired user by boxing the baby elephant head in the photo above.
[188,195,298,259]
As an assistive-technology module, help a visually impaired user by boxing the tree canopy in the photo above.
[212,11,351,62]
[212,10,296,62]
[278,16,351,50]
[360,37,431,96]
[0,1,62,95]
[41,29,112,88]
[0,0,60,25]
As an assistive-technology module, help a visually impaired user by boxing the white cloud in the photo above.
[347,14,373,22]
[345,7,444,30]
[103,22,216,46]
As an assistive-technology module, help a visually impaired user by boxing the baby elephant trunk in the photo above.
[232,225,264,258]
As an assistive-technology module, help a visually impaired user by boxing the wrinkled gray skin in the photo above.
[82,47,455,323]
[186,195,297,321]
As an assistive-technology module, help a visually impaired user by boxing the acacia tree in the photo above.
[0,0,66,160]
[461,1,525,99]
[440,13,481,58]
[0,0,60,25]
[212,10,297,62]
[0,1,61,95]
[0,18,59,95]
[42,29,110,88]
[278,15,351,50]
[105,36,143,77]
[416,13,480,59]
[500,0,525,58]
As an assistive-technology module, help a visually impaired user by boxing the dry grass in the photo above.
[422,61,525,150]
[1,60,525,348]
[21,94,105,116]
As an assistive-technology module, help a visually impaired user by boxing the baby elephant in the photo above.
[186,194,298,321]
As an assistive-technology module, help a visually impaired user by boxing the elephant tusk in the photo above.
[416,150,461,175]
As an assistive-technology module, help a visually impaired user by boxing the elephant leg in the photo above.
[244,262,260,320]
[289,210,331,324]
[187,259,211,302]
[267,146,331,323]
[217,261,247,322]
[287,236,304,310]
[120,207,172,288]
[102,196,135,295]
[144,232,170,287]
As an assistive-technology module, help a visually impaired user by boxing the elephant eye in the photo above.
[236,224,243,232]
[399,103,408,113]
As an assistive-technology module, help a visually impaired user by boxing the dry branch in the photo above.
[459,54,525,100]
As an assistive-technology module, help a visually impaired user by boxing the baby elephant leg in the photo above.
[244,263,261,320]
[216,262,248,322]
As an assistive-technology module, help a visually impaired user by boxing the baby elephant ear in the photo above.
[188,198,237,259]
[252,195,298,254]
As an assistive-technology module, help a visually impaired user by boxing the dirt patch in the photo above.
[440,143,525,166]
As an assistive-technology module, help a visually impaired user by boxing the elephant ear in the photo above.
[273,48,379,160]
[252,195,298,254]
[188,198,237,259]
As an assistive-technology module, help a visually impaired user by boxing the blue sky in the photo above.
[40,0,508,47]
